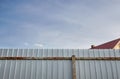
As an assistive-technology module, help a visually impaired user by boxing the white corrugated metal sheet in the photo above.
[0,49,120,79]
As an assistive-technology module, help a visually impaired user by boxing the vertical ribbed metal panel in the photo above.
[0,49,120,79]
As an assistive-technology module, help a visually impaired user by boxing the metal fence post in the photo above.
[72,55,76,79]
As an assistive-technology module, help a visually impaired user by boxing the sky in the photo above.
[0,0,120,49]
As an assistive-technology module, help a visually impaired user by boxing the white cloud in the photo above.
[34,43,43,48]
[19,0,120,48]
[1,0,120,48]
[24,42,29,46]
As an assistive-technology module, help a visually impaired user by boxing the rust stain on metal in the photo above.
[76,57,120,60]
[0,57,71,60]
[0,57,120,60]
[0,57,26,60]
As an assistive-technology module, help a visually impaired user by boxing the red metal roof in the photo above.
[91,38,120,49]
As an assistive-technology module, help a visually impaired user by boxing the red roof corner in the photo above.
[91,38,120,49]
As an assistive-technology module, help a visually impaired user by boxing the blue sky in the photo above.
[0,0,120,48]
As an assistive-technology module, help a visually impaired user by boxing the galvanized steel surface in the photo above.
[0,49,120,79]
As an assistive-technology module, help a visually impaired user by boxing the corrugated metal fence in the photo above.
[0,49,120,79]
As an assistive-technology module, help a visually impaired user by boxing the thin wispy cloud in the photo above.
[24,42,29,46]
[0,0,120,48]
[34,43,43,48]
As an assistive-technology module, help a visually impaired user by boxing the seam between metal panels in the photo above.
[103,50,108,79]
[98,50,103,79]
[109,50,114,79]
[88,50,91,79]
[93,50,97,79]
[83,50,86,79]
[114,50,119,79]
[3,49,9,79]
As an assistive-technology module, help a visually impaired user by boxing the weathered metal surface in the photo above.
[72,55,76,79]
[0,49,120,79]
[0,57,120,60]
[76,57,120,60]
[0,57,71,60]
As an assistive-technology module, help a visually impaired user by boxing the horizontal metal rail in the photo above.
[0,57,120,60]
